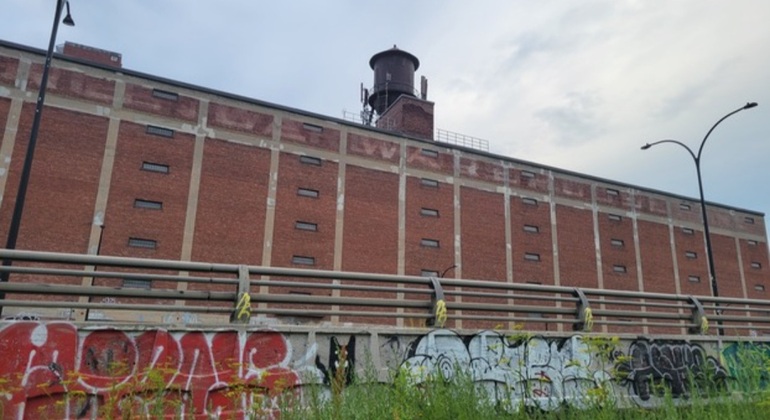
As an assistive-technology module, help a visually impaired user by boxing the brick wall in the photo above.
[0,43,768,330]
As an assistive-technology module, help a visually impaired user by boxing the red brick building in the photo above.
[0,40,767,328]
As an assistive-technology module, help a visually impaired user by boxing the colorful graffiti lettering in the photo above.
[0,322,748,417]
[721,342,770,390]
[0,322,326,418]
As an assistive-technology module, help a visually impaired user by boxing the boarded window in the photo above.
[128,237,157,249]
[146,125,174,138]
[141,161,169,174]
[420,208,439,217]
[134,199,162,210]
[421,149,439,158]
[152,89,179,101]
[420,238,440,248]
[123,278,152,289]
[299,155,322,166]
[420,178,439,188]
[524,253,541,262]
[303,123,323,133]
[291,255,315,266]
[297,188,319,198]
[295,221,318,231]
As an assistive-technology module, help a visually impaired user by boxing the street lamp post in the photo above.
[641,102,758,335]
[0,1,75,307]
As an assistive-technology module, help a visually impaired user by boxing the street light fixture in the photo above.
[641,102,758,335]
[0,1,75,307]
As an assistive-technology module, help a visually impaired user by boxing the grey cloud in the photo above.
[535,91,605,146]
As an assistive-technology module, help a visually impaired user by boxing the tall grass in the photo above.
[7,340,770,419]
[278,342,770,420]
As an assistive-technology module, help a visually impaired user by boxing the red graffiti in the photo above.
[0,322,301,419]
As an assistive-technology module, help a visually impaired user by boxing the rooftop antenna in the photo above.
[360,82,373,125]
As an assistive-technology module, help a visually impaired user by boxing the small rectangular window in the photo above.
[297,188,319,198]
[128,237,157,249]
[141,161,169,174]
[146,125,174,138]
[291,255,315,266]
[134,199,163,210]
[608,214,622,222]
[123,278,152,289]
[421,269,439,277]
[751,262,762,269]
[610,239,624,247]
[613,265,627,274]
[420,178,439,188]
[420,208,439,217]
[303,123,323,133]
[755,284,766,292]
[748,240,758,246]
[520,170,536,179]
[152,89,179,101]
[524,253,541,262]
[522,197,538,206]
[685,251,698,259]
[295,221,318,232]
[299,155,322,166]
[420,238,440,248]
[523,225,539,234]
[606,188,619,197]
[679,203,692,211]
[682,227,695,235]
[421,149,439,158]
[745,217,756,225]
[688,275,701,283]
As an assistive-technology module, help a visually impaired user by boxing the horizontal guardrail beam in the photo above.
[0,249,769,336]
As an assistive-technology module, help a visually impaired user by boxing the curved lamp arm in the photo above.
[641,102,758,162]
[697,102,757,160]
[641,139,697,163]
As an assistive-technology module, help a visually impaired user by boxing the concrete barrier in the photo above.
[1,321,768,418]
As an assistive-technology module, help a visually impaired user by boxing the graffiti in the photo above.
[615,339,728,407]
[0,321,747,416]
[315,336,356,387]
[722,342,770,390]
[0,322,329,418]
[3,312,41,321]
[400,330,613,411]
[315,336,356,400]
[398,331,737,411]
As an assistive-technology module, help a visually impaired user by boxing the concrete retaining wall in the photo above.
[1,321,767,418]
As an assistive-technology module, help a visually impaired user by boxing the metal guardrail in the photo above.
[0,249,767,336]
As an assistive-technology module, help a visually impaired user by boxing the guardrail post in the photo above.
[573,288,593,332]
[426,277,447,328]
[687,295,708,334]
[230,265,251,324]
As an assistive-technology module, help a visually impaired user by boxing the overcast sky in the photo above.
[3,1,770,233]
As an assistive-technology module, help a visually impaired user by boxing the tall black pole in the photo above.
[641,102,758,336]
[0,1,74,308]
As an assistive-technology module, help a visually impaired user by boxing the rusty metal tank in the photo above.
[367,45,420,115]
